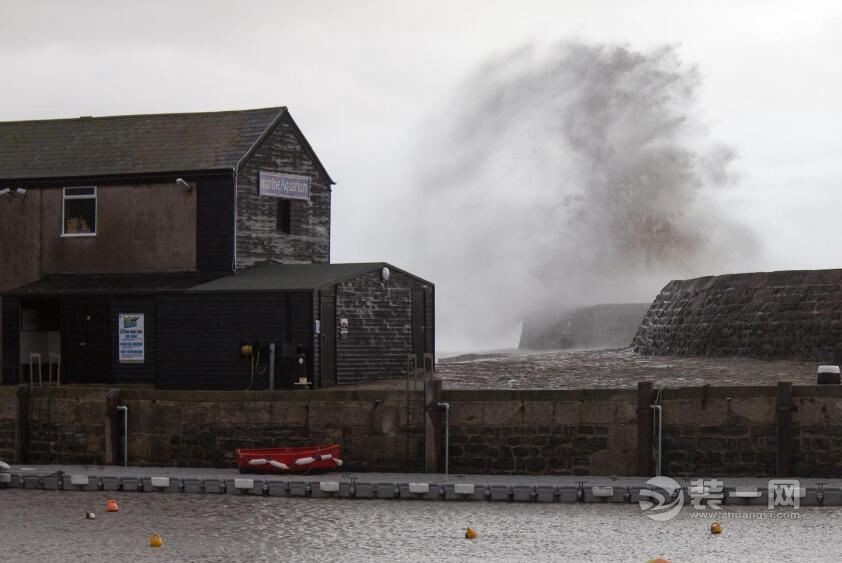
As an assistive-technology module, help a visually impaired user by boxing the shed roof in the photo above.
[4,263,432,297]
[188,262,390,293]
[7,272,219,296]
[0,106,333,183]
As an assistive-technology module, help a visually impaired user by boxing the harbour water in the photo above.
[1,489,840,562]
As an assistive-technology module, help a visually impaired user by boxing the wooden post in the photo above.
[424,379,442,473]
[104,389,122,466]
[15,384,31,464]
[776,382,793,478]
[637,381,654,476]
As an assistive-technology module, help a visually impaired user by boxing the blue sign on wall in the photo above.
[259,170,311,201]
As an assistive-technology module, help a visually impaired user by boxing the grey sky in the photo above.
[2,0,841,350]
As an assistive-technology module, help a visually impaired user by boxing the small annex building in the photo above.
[0,107,434,389]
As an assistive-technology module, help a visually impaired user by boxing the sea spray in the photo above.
[412,41,757,349]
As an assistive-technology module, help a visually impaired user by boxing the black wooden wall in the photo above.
[333,271,434,384]
[196,174,235,274]
[155,292,313,389]
[1,297,19,384]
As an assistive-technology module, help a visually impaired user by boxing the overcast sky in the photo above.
[3,1,841,350]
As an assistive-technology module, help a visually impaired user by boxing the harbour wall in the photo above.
[633,269,842,361]
[3,383,842,477]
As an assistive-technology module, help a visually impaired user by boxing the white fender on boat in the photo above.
[294,456,316,466]
[268,460,289,471]
[248,458,268,465]
[333,458,344,467]
[0,460,10,472]
[318,454,333,461]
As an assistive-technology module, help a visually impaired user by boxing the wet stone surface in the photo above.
[434,348,818,390]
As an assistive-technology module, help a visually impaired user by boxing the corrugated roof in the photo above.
[7,272,220,296]
[0,107,285,180]
[188,262,389,292]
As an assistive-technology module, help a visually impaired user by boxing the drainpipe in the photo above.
[269,343,276,391]
[116,405,128,467]
[437,402,449,475]
[651,403,663,476]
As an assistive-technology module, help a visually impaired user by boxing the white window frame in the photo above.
[61,186,97,237]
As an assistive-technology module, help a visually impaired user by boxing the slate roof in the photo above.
[6,272,221,296]
[188,262,390,292]
[4,263,432,296]
[0,106,322,181]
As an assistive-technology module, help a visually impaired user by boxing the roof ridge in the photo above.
[0,106,286,125]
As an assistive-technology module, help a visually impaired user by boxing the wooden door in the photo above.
[62,301,112,384]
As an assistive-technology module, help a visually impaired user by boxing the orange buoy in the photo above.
[465,527,477,539]
[106,499,119,512]
[711,522,722,535]
[648,559,671,563]
[149,534,163,548]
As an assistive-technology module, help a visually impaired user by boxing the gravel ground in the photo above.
[431,348,819,390]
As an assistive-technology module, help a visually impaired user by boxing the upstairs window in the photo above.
[277,199,292,234]
[62,186,97,236]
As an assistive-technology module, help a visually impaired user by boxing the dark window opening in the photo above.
[63,186,97,236]
[277,199,291,234]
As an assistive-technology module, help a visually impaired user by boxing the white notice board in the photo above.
[118,313,145,364]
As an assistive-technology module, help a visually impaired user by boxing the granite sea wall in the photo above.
[3,382,842,477]
[634,269,842,361]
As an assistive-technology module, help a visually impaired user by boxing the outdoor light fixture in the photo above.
[0,188,9,196]
[176,178,192,192]
[15,188,27,195]
[381,266,390,282]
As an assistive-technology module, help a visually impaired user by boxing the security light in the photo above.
[176,178,192,191]
[15,188,27,195]
[0,188,9,196]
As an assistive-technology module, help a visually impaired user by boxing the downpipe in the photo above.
[116,405,128,467]
[651,403,663,476]
[437,402,449,475]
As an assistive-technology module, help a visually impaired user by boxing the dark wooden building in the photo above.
[0,107,434,388]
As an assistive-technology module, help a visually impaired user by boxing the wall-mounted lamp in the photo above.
[381,266,391,282]
[176,178,192,192]
[15,188,27,195]
[0,188,10,196]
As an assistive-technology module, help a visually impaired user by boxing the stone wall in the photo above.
[9,383,842,478]
[116,389,426,471]
[28,387,109,465]
[634,269,842,361]
[659,387,778,476]
[0,386,16,461]
[792,386,842,475]
[444,389,638,475]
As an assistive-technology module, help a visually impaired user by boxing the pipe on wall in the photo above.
[116,405,128,467]
[438,402,449,475]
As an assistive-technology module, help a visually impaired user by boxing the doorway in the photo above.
[62,301,112,384]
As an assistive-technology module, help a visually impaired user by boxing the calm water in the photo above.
[1,490,841,562]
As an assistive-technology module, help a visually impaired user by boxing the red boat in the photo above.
[237,444,343,474]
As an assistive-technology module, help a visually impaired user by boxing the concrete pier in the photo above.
[3,464,842,507]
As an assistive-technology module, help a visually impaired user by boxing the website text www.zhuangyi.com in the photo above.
[688,511,801,520]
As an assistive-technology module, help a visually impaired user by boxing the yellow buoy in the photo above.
[710,522,722,535]
[150,534,163,548]
[465,527,477,539]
